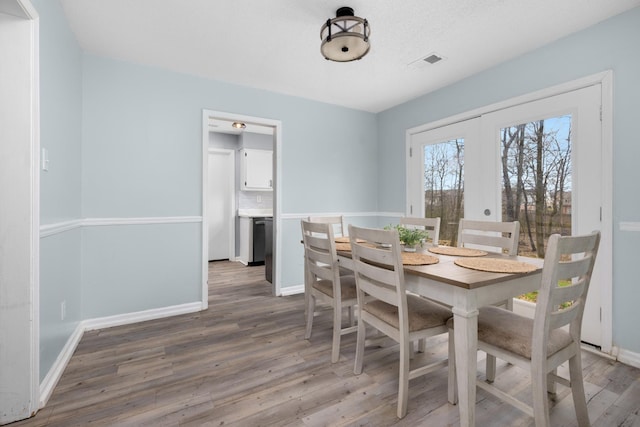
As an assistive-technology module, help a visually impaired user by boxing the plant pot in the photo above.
[403,245,417,252]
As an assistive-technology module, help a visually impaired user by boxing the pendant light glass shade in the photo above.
[320,7,370,62]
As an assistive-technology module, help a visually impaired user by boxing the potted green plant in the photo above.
[385,225,429,252]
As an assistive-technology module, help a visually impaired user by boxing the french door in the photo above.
[408,84,606,348]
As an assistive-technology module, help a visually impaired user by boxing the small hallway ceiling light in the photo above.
[320,7,370,62]
[231,122,246,129]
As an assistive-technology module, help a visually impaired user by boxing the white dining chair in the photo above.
[400,216,441,246]
[457,218,521,377]
[349,224,455,418]
[448,231,601,427]
[301,220,358,363]
[400,216,442,353]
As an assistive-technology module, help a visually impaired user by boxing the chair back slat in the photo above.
[301,220,340,291]
[556,256,593,280]
[355,242,397,266]
[532,231,600,358]
[352,260,399,305]
[349,225,406,310]
[458,219,520,255]
[307,258,334,281]
[550,279,587,309]
[459,233,513,251]
[400,217,441,246]
[548,303,582,330]
[308,215,346,237]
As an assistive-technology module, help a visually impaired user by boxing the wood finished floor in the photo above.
[11,261,640,426]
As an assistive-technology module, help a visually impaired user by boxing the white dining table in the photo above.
[337,248,543,427]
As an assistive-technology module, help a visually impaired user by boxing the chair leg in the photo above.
[569,353,590,427]
[486,354,497,383]
[397,339,410,418]
[304,295,315,340]
[531,359,551,427]
[331,304,342,363]
[354,317,366,375]
[418,338,426,353]
[448,331,457,405]
[547,368,558,399]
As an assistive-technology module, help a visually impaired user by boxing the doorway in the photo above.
[407,74,612,352]
[201,110,281,305]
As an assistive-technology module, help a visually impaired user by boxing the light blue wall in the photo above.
[38,0,82,224]
[81,223,202,318]
[79,54,378,312]
[39,230,82,377]
[377,8,640,353]
[34,0,83,381]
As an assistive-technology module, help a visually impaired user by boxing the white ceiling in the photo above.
[60,0,640,113]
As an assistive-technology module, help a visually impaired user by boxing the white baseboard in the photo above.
[39,301,202,407]
[280,284,304,296]
[39,322,84,407]
[82,302,202,331]
[616,347,640,369]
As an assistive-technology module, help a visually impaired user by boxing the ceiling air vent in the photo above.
[408,52,446,69]
[423,54,443,64]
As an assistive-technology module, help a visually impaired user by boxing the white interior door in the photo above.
[208,149,234,261]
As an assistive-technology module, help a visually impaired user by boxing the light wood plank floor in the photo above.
[12,261,640,426]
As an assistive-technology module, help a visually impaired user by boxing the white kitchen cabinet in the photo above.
[240,148,272,191]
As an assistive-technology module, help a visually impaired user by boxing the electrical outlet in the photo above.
[61,300,66,320]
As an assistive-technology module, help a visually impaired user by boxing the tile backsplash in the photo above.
[238,191,273,210]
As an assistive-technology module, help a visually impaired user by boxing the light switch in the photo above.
[41,148,49,171]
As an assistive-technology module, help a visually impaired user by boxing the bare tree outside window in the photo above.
[501,115,572,259]
[421,115,571,259]
[423,139,464,246]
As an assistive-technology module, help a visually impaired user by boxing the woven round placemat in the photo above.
[335,237,365,244]
[454,257,537,273]
[428,246,488,257]
[335,242,352,252]
[402,252,439,266]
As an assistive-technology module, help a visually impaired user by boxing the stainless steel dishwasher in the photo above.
[264,217,273,282]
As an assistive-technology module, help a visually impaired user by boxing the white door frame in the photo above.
[201,110,282,306]
[207,148,235,261]
[406,71,613,354]
[0,0,40,422]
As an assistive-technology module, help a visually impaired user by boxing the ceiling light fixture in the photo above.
[231,122,246,130]
[320,7,370,62]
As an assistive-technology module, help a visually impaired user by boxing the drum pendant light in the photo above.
[320,7,370,62]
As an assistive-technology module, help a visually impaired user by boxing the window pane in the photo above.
[500,115,572,260]
[423,139,464,246]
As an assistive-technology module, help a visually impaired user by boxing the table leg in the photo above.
[453,306,479,427]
